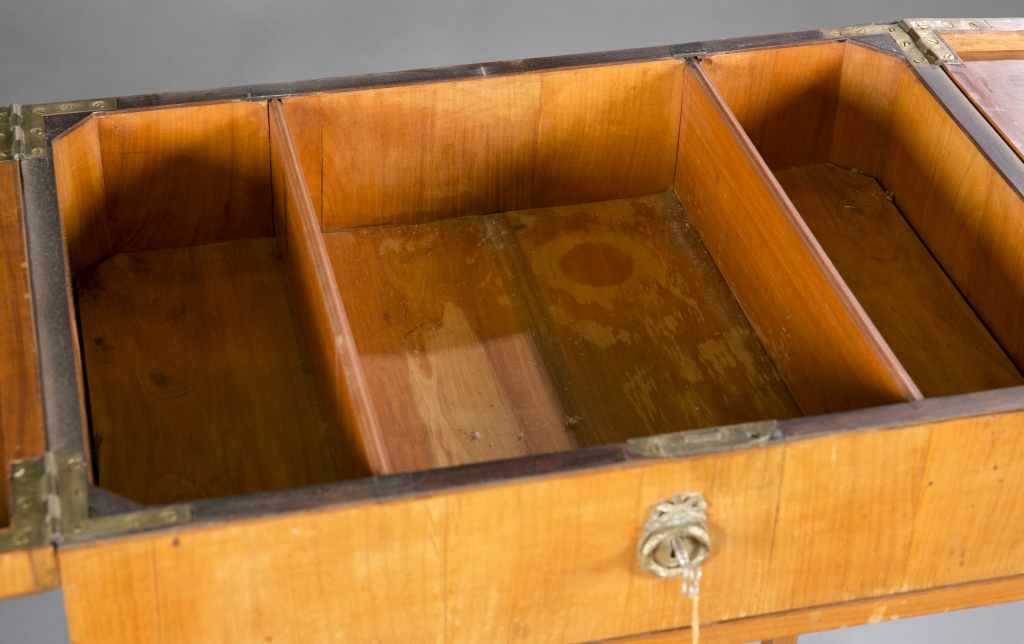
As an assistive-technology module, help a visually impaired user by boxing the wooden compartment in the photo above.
[276,58,923,476]
[699,40,1024,398]
[19,20,1024,644]
[51,103,360,505]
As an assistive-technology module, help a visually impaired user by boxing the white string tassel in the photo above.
[671,535,702,644]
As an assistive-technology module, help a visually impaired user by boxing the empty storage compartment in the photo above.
[276,57,922,476]
[51,104,356,505]
[697,40,1024,397]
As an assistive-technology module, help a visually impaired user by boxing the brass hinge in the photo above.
[1,452,191,551]
[2,98,116,161]
[626,420,778,458]
[821,19,988,67]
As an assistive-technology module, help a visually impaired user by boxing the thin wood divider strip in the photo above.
[269,100,389,475]
[675,60,922,415]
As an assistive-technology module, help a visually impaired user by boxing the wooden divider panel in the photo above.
[96,102,272,253]
[270,100,386,475]
[0,547,59,601]
[52,118,113,276]
[675,62,918,415]
[0,161,46,529]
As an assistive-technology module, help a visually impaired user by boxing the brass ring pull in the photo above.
[638,493,711,578]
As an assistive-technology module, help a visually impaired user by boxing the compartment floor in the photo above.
[323,191,801,472]
[76,237,340,504]
[777,163,1024,397]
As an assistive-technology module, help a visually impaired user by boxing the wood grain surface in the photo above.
[292,59,683,231]
[96,102,272,253]
[0,161,46,529]
[675,62,919,415]
[0,547,59,601]
[701,41,844,170]
[776,163,1023,397]
[881,62,1024,375]
[531,60,684,207]
[52,117,113,276]
[76,238,340,504]
[323,192,800,471]
[320,74,540,230]
[270,100,387,476]
[611,573,1024,643]
[941,30,1024,60]
[59,409,1024,643]
[947,59,1024,160]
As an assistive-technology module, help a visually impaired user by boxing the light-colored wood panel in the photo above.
[883,64,1024,373]
[322,215,573,472]
[97,102,272,252]
[58,446,785,643]
[321,75,541,230]
[0,546,59,601]
[776,163,1023,397]
[904,410,1024,589]
[613,573,1024,643]
[0,161,45,529]
[941,30,1024,59]
[270,100,385,475]
[505,193,801,445]
[829,42,904,178]
[57,406,1024,643]
[702,42,845,170]
[76,238,339,504]
[676,62,918,415]
[282,94,323,224]
[532,60,684,207]
[947,60,1024,159]
[763,425,931,613]
[52,117,112,275]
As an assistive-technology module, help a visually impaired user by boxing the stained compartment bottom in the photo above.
[323,191,803,473]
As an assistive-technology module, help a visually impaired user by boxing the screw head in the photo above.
[30,147,44,156]
[13,467,25,478]
[128,516,141,528]
[29,127,43,136]
[928,38,939,45]
[944,53,954,60]
[943,21,954,28]
[831,30,841,36]
[159,510,178,523]
[72,522,87,535]
[32,106,46,115]
[899,40,911,47]
[67,456,84,469]
[887,26,896,32]
[91,101,105,108]
[13,531,29,546]
[855,27,865,34]
[913,57,925,64]
[968,21,978,27]
[16,496,32,509]
[60,104,73,112]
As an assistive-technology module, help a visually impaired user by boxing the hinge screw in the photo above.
[831,30,841,36]
[13,467,25,478]
[944,54,954,60]
[16,496,32,510]
[0,152,8,160]
[968,21,978,27]
[913,57,925,64]
[90,101,105,109]
[159,510,178,523]
[13,531,29,546]
[899,40,911,47]
[855,27,865,34]
[32,107,45,115]
[67,456,84,469]
[887,26,896,32]
[30,148,44,157]
[943,21,954,28]
[60,104,73,112]
[928,38,939,44]
[71,522,87,535]
[29,127,43,136]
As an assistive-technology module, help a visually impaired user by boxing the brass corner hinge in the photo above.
[821,18,988,68]
[0,98,116,161]
[1,452,191,551]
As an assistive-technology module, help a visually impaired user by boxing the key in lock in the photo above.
[637,493,711,581]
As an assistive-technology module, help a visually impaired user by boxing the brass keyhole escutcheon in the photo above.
[638,493,711,578]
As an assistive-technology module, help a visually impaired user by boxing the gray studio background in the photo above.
[2,1,1024,642]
